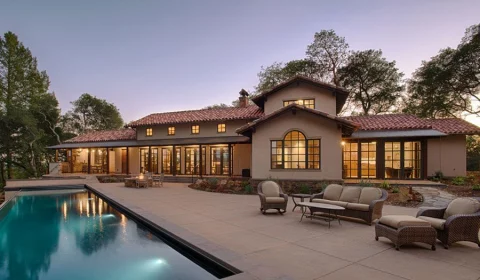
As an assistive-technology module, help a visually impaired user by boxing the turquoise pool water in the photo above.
[0,190,217,280]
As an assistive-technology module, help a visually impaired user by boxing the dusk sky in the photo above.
[1,0,479,123]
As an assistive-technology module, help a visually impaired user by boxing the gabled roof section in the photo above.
[127,105,263,128]
[236,103,358,137]
[251,75,349,114]
[64,129,136,143]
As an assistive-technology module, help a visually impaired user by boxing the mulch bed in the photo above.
[436,171,480,198]
[385,187,423,208]
[0,192,5,205]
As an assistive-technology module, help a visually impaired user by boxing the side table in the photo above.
[291,194,312,212]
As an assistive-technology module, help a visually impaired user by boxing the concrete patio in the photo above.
[4,179,480,280]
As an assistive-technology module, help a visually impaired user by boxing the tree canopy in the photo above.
[338,50,404,115]
[404,24,480,118]
[0,31,61,181]
[61,93,124,135]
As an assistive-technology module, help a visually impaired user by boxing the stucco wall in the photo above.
[136,120,249,140]
[251,110,343,180]
[427,135,466,177]
[233,144,252,176]
[263,83,337,115]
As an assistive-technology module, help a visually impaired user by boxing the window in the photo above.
[270,130,320,169]
[168,126,175,135]
[146,128,153,136]
[191,125,200,134]
[283,99,315,109]
[217,123,226,133]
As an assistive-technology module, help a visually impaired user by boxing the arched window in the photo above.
[271,130,321,169]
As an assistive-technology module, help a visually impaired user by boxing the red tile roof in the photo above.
[64,129,136,143]
[342,114,480,135]
[342,114,431,131]
[427,118,480,135]
[127,105,264,128]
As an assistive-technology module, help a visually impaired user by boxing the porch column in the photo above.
[172,145,176,176]
[87,148,91,174]
[55,149,58,162]
[126,147,129,174]
[228,144,232,177]
[199,144,203,178]
[148,146,152,173]
[106,148,110,174]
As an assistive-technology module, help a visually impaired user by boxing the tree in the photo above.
[306,30,350,86]
[62,93,124,135]
[404,24,480,118]
[255,59,320,92]
[203,103,231,109]
[0,31,60,181]
[466,135,480,171]
[338,50,405,115]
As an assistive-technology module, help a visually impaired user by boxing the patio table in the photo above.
[298,202,345,228]
[290,194,312,212]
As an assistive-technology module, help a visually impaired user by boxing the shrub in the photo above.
[433,170,444,181]
[392,187,400,193]
[472,184,480,191]
[299,184,311,194]
[359,180,373,188]
[379,180,392,191]
[452,176,465,186]
[207,178,218,187]
[244,184,253,194]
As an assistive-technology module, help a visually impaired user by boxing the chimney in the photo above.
[239,89,249,108]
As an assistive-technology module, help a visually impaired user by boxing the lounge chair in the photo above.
[417,197,480,249]
[257,181,288,214]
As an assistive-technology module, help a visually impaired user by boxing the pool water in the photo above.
[0,190,217,280]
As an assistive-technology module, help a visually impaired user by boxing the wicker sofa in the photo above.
[257,181,288,214]
[416,197,480,249]
[310,184,388,224]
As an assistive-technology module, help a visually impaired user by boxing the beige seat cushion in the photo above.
[359,187,383,205]
[346,203,370,212]
[444,198,480,219]
[311,198,348,208]
[323,184,344,201]
[265,197,285,203]
[339,186,362,203]
[379,215,431,229]
[417,216,446,230]
[262,181,280,197]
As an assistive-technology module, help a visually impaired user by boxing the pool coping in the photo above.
[84,184,244,279]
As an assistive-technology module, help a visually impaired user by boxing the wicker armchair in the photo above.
[258,181,288,214]
[417,197,480,249]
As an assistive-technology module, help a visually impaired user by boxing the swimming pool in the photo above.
[0,189,234,280]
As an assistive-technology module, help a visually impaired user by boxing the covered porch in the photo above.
[50,137,252,178]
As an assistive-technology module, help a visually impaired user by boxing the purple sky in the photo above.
[1,0,479,123]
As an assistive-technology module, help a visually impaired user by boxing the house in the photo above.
[50,76,480,181]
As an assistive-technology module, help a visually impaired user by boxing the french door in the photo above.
[185,147,206,175]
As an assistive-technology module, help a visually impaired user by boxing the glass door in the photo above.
[404,141,421,179]
[175,147,181,175]
[211,146,229,175]
[161,148,172,174]
[360,142,376,178]
[342,142,358,178]
[151,148,158,174]
[184,147,206,175]
[139,148,149,173]
[384,142,401,179]
[384,141,422,179]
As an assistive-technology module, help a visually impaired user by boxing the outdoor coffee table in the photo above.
[291,194,312,212]
[298,202,345,228]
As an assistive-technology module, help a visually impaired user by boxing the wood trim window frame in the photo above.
[146,127,153,137]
